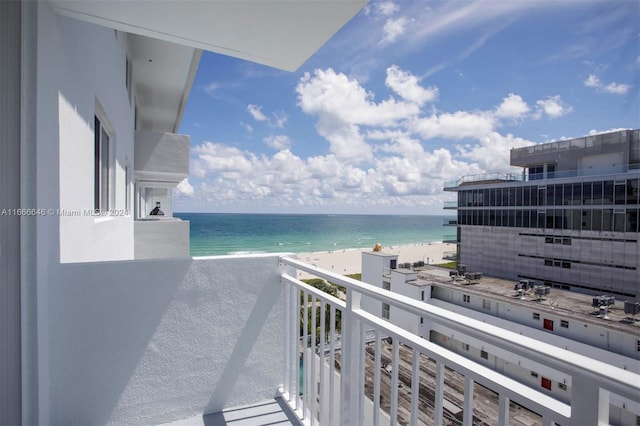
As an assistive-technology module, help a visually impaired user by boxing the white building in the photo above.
[361,252,640,425]
[0,1,366,424]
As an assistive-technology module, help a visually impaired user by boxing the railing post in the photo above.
[340,288,362,426]
[463,376,474,426]
[498,394,509,426]
[434,361,444,426]
[570,375,609,425]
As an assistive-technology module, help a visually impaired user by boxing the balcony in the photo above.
[443,218,458,226]
[443,201,458,209]
[47,254,639,425]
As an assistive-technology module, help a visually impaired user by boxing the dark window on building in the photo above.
[543,319,554,331]
[627,179,639,205]
[583,182,592,205]
[480,350,488,360]
[561,320,569,328]
[614,182,626,205]
[604,180,614,204]
[463,294,470,303]
[544,259,553,266]
[530,165,544,180]
[533,313,540,320]
[558,382,567,391]
[541,377,552,390]
[547,163,556,179]
[593,181,603,205]
[562,237,571,245]
[636,340,640,352]
[463,343,469,351]
[382,303,390,320]
[530,371,538,378]
[545,236,553,244]
[546,185,555,206]
[562,261,571,269]
[94,116,111,212]
[421,291,424,301]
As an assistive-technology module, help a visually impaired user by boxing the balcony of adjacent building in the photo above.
[443,200,458,210]
[47,254,640,426]
[134,130,191,259]
[443,218,458,226]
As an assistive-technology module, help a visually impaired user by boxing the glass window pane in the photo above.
[602,209,613,231]
[614,212,625,232]
[592,209,602,231]
[627,179,639,204]
[571,183,582,206]
[603,180,613,204]
[614,182,625,205]
[583,182,592,205]
[592,181,603,205]
[546,209,554,228]
[581,209,591,230]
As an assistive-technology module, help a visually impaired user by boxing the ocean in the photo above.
[175,213,454,256]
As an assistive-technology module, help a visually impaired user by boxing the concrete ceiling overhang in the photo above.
[127,34,201,133]
[48,0,368,72]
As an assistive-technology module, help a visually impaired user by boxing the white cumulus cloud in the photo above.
[583,73,632,94]
[385,65,438,106]
[264,134,292,150]
[534,95,572,119]
[247,104,268,122]
[495,93,530,119]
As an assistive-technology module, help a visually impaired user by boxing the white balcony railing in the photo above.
[279,256,640,426]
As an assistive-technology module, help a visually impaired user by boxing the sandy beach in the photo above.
[294,242,456,280]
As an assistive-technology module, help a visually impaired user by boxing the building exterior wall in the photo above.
[48,254,285,425]
[361,252,398,319]
[450,130,640,299]
[38,5,136,262]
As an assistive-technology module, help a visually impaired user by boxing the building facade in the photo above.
[0,2,366,424]
[444,129,640,299]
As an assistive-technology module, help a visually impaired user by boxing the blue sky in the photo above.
[175,0,639,215]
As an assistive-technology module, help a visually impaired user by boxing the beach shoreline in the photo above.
[294,242,456,280]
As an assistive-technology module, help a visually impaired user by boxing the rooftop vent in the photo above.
[624,300,640,322]
[534,285,551,300]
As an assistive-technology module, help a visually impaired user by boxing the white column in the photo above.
[434,361,444,426]
[571,375,609,426]
[340,288,363,426]
[463,376,474,426]
[498,394,509,426]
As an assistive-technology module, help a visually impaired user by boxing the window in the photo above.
[562,261,571,269]
[382,303,390,320]
[544,259,553,266]
[562,237,571,245]
[480,350,488,360]
[543,319,554,331]
[463,294,470,303]
[636,340,640,352]
[558,382,567,391]
[530,371,538,378]
[533,313,540,320]
[421,291,424,301]
[463,343,469,351]
[94,115,111,211]
[561,320,569,328]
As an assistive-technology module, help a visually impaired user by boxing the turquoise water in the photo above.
[175,213,453,256]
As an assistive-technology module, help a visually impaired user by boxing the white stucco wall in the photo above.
[48,254,285,425]
[39,4,135,263]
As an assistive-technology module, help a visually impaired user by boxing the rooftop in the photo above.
[415,266,640,337]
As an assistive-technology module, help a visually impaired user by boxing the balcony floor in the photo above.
[161,398,302,426]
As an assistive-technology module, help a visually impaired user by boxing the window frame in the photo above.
[94,114,114,212]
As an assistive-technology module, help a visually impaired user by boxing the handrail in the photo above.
[280,256,640,403]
